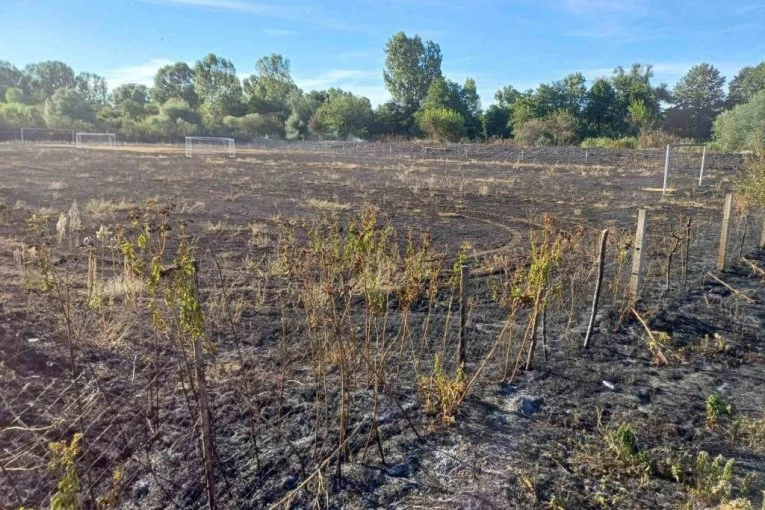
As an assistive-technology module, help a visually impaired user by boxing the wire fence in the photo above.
[1,155,762,508]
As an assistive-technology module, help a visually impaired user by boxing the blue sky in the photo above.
[2,0,764,106]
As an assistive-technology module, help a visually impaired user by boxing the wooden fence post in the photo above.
[663,144,671,195]
[458,264,468,368]
[717,194,733,272]
[760,212,765,249]
[191,261,216,510]
[629,209,647,305]
[698,146,707,186]
[584,229,609,348]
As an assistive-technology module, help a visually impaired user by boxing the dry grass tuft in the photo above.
[305,198,350,211]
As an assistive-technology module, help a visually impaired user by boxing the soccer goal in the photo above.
[662,143,707,195]
[75,132,116,148]
[185,136,236,158]
[21,128,75,145]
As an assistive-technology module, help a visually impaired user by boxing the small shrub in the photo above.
[692,451,735,505]
[49,433,83,510]
[735,149,765,209]
[418,354,466,426]
[706,394,734,429]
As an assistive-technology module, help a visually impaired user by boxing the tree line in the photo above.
[1,32,764,150]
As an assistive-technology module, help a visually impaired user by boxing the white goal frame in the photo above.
[185,136,236,158]
[663,143,707,195]
[75,132,116,148]
[21,128,75,145]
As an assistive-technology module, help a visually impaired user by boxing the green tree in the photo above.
[665,63,725,139]
[534,73,586,117]
[310,89,373,139]
[416,107,465,142]
[111,83,150,119]
[627,99,654,134]
[5,87,24,104]
[495,85,522,108]
[610,64,660,135]
[285,90,325,140]
[482,104,511,139]
[460,77,482,138]
[481,85,521,139]
[243,54,299,121]
[727,62,765,107]
[75,72,108,104]
[0,61,24,101]
[544,109,579,145]
[194,53,243,124]
[24,61,76,102]
[383,32,443,131]
[153,62,198,107]
[224,113,284,139]
[44,88,96,128]
[161,98,201,126]
[583,78,619,137]
[0,102,44,129]
[713,90,765,151]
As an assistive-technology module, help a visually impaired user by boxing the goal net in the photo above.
[662,143,707,194]
[75,132,116,148]
[185,136,236,158]
[21,128,75,144]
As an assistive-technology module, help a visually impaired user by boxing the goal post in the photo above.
[185,136,236,158]
[21,128,75,145]
[75,132,116,148]
[662,143,707,195]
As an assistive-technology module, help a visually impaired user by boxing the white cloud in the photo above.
[141,0,366,31]
[263,28,297,36]
[104,58,174,89]
[296,69,378,89]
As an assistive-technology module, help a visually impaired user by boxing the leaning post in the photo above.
[717,194,733,272]
[698,146,707,186]
[583,229,609,348]
[629,209,648,305]
[663,144,671,195]
[458,264,468,368]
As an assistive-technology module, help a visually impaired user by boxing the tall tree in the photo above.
[24,61,76,102]
[534,73,587,117]
[727,62,765,107]
[111,83,150,119]
[44,88,95,128]
[665,63,725,139]
[610,64,660,135]
[75,72,108,104]
[152,62,198,107]
[0,61,24,102]
[460,78,482,138]
[194,53,243,123]
[583,78,619,137]
[310,88,373,139]
[242,54,299,121]
[383,32,443,131]
[713,90,765,151]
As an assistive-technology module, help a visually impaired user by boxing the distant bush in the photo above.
[735,148,765,208]
[514,110,578,146]
[580,137,638,149]
[636,129,691,148]
[712,90,765,152]
[416,107,465,142]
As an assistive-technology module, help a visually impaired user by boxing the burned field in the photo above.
[1,142,764,509]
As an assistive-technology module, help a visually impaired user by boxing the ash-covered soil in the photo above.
[0,143,763,509]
